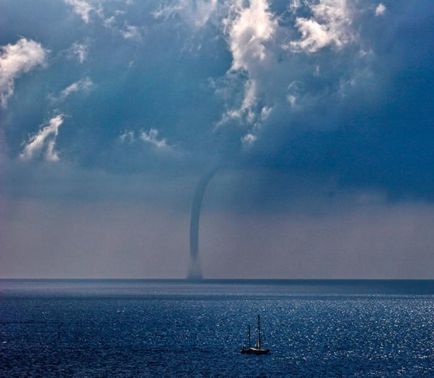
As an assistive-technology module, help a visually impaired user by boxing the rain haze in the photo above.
[1,0,434,278]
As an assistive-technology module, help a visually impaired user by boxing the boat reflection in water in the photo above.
[240,315,270,355]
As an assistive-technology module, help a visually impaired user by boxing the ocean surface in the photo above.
[1,280,433,377]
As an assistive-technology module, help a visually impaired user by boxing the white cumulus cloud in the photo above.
[241,132,257,146]
[375,3,386,17]
[20,115,65,162]
[120,24,142,41]
[57,77,93,102]
[65,0,99,24]
[218,0,277,142]
[226,0,277,72]
[70,41,89,63]
[153,0,218,28]
[290,0,355,53]
[65,1,143,43]
[140,129,169,149]
[120,129,170,150]
[119,130,135,143]
[0,38,47,107]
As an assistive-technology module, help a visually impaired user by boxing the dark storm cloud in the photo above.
[1,1,432,188]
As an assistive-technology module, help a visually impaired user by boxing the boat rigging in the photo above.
[240,315,270,355]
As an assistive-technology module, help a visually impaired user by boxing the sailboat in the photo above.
[240,315,270,354]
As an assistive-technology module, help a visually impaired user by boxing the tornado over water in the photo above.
[188,167,219,280]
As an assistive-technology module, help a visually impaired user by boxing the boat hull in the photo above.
[240,347,270,355]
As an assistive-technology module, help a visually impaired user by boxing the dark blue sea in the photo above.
[1,280,433,377]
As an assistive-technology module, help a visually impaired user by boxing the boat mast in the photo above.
[248,325,251,347]
[257,315,261,349]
